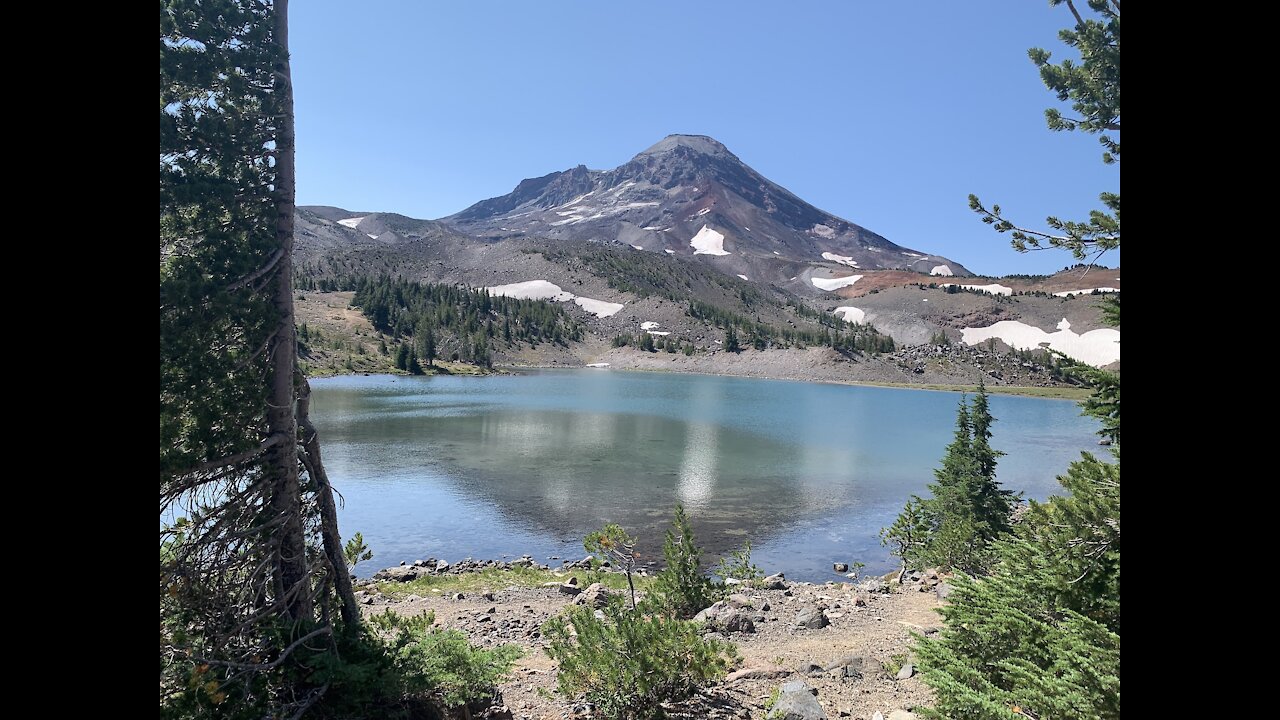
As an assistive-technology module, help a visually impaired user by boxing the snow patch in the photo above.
[737,274,749,281]
[486,280,623,318]
[822,252,859,268]
[646,330,671,336]
[586,362,610,368]
[486,280,574,302]
[961,318,1120,367]
[690,225,730,255]
[688,207,713,220]
[812,224,836,238]
[930,265,954,276]
[833,307,865,323]
[572,296,624,318]
[337,217,365,228]
[942,283,1013,296]
[640,322,660,330]
[664,249,675,254]
[1053,287,1121,297]
[631,244,644,250]
[811,274,864,291]
[641,226,666,231]
[367,233,379,239]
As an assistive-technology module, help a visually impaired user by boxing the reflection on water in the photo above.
[678,422,717,510]
[312,371,1102,580]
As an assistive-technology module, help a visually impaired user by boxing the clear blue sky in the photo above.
[292,1,1119,276]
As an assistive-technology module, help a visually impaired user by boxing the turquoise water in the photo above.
[311,370,1102,581]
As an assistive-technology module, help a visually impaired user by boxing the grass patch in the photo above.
[883,653,909,676]
[377,566,654,599]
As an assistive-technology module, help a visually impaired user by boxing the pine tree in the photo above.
[912,4,1121,716]
[887,389,1014,575]
[724,325,740,353]
[161,1,358,715]
[646,505,720,619]
[968,384,1016,540]
[880,496,929,582]
[395,343,410,371]
[422,327,437,366]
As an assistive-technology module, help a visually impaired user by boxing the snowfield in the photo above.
[822,252,859,268]
[930,265,954,276]
[961,318,1120,367]
[337,217,365,228]
[833,307,865,323]
[690,225,730,255]
[811,274,863,291]
[485,280,623,318]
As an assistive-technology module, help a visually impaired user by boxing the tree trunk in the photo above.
[266,0,311,624]
[297,375,361,630]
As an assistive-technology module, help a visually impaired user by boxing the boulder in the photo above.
[572,582,614,609]
[857,578,890,594]
[821,655,864,673]
[896,663,915,680]
[557,582,582,596]
[767,681,826,720]
[722,610,756,633]
[935,583,952,601]
[833,562,849,573]
[694,601,756,633]
[794,605,830,630]
[372,565,418,582]
[763,573,788,590]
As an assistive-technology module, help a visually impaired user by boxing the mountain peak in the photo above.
[636,134,731,158]
[443,135,970,278]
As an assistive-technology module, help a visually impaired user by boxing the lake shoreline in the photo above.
[312,364,1091,401]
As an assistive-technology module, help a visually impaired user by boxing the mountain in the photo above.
[442,134,971,283]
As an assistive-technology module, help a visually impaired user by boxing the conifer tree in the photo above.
[887,388,1013,575]
[647,505,720,619]
[880,496,929,582]
[912,3,1120,717]
[421,327,437,366]
[161,1,359,715]
[724,325,740,353]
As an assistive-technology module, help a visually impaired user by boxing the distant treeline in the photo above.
[685,299,895,354]
[348,276,584,370]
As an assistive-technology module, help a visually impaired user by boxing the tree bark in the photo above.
[297,375,361,630]
[266,0,311,624]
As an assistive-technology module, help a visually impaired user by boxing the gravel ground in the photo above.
[362,572,942,719]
